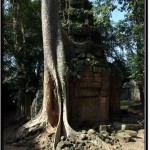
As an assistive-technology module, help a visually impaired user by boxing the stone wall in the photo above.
[67,51,114,129]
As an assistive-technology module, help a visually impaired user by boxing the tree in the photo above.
[115,0,144,104]
[91,0,119,58]
[16,0,78,149]
[2,0,43,119]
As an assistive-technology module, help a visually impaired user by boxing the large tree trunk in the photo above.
[16,0,78,149]
[41,0,78,148]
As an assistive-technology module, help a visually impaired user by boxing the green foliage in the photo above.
[90,0,144,83]
[120,100,136,106]
[2,0,144,111]
[115,0,144,82]
[2,0,43,106]
[91,0,120,58]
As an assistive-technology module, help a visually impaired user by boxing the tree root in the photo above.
[16,110,52,140]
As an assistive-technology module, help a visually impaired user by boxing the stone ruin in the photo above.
[66,45,122,129]
[121,80,141,101]
[31,44,122,130]
[31,0,122,129]
[58,0,122,129]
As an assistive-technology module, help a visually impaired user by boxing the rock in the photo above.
[78,143,82,149]
[117,132,131,143]
[101,131,109,138]
[89,145,99,150]
[109,139,114,145]
[138,129,144,136]
[121,124,126,130]
[113,145,119,149]
[79,134,88,140]
[82,130,87,134]
[76,139,84,144]
[68,147,74,150]
[64,141,73,147]
[68,137,75,143]
[125,130,138,137]
[57,141,65,149]
[111,132,116,136]
[61,136,66,141]
[81,142,86,146]
[85,144,91,149]
[35,144,44,149]
[125,124,144,130]
[105,138,110,143]
[87,129,95,134]
[99,125,111,132]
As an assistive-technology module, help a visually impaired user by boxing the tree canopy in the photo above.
[2,0,145,116]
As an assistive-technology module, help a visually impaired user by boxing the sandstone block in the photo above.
[87,129,95,134]
[124,130,138,137]
[94,76,101,82]
[94,73,101,77]
[116,132,131,143]
[79,71,93,77]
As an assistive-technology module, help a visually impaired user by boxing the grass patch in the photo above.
[120,100,136,106]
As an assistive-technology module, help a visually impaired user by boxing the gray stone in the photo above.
[125,130,138,137]
[117,132,131,143]
[79,134,88,140]
[61,136,66,141]
[68,147,74,150]
[68,137,75,143]
[101,131,109,138]
[81,142,86,146]
[137,129,144,138]
[125,124,144,130]
[87,129,95,134]
[138,129,144,134]
[82,130,87,134]
[105,138,110,143]
[64,141,72,146]
[76,139,83,144]
[57,141,65,149]
[78,144,82,149]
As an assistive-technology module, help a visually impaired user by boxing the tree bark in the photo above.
[41,0,78,148]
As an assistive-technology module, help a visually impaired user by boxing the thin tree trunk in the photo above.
[10,0,30,119]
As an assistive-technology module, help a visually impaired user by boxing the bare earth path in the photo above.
[3,112,27,150]
[3,110,145,150]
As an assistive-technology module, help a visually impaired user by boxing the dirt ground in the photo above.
[118,131,145,150]
[3,111,145,150]
[3,112,27,150]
